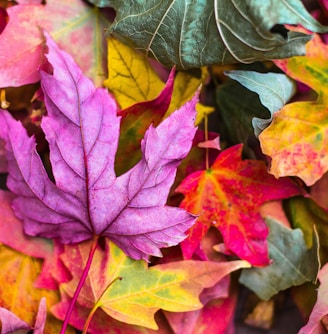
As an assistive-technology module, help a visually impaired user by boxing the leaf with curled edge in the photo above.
[52,239,249,330]
[225,71,296,136]
[0,32,197,261]
[104,0,327,69]
[259,33,328,186]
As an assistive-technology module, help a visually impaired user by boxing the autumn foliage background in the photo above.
[0,0,327,333]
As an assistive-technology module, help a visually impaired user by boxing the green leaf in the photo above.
[103,0,327,69]
[226,71,296,136]
[284,196,328,264]
[215,77,269,146]
[239,218,320,300]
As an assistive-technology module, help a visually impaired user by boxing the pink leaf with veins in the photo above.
[0,32,197,260]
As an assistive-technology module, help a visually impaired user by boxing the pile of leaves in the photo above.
[0,0,327,333]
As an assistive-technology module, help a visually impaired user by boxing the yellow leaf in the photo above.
[105,37,164,108]
[259,33,328,186]
[0,244,74,334]
[59,240,249,330]
[105,38,213,124]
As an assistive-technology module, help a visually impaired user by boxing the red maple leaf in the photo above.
[176,144,303,266]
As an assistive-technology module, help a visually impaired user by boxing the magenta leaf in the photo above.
[0,32,197,260]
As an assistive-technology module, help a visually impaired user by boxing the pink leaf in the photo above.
[0,308,30,334]
[0,0,109,87]
[33,298,47,334]
[197,135,221,151]
[0,140,7,173]
[0,298,46,334]
[299,263,328,334]
[0,190,60,289]
[0,33,197,260]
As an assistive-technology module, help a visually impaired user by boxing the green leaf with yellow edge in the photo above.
[259,33,328,186]
[57,239,249,330]
[0,244,74,334]
[284,196,328,264]
[239,218,320,301]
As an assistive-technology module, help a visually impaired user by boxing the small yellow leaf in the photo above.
[105,37,164,108]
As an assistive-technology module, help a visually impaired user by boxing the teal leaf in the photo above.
[215,77,269,146]
[239,218,320,300]
[226,71,296,136]
[103,0,327,69]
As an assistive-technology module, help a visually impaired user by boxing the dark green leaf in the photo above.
[103,0,327,69]
[239,218,320,300]
[226,71,296,136]
[215,78,269,146]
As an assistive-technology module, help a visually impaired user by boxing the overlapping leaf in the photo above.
[54,294,172,334]
[0,190,62,289]
[284,196,328,264]
[226,71,296,136]
[176,144,303,266]
[105,37,213,124]
[103,0,327,69]
[0,244,72,333]
[0,298,46,334]
[259,33,328,186]
[104,37,214,176]
[105,37,165,108]
[114,69,175,174]
[0,0,110,87]
[0,33,197,261]
[299,263,328,334]
[239,218,320,300]
[164,296,236,334]
[52,239,249,330]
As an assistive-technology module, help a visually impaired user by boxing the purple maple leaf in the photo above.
[0,32,197,260]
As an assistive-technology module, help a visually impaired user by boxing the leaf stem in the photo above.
[82,304,98,334]
[82,276,123,333]
[60,236,99,334]
[204,115,209,170]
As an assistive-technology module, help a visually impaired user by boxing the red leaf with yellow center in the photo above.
[176,144,303,266]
